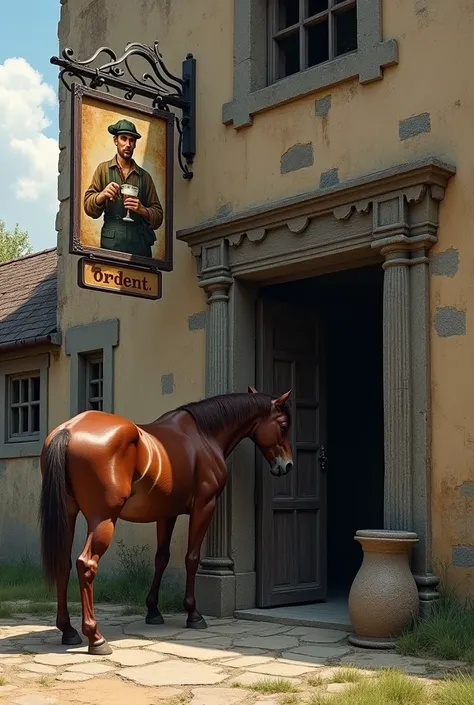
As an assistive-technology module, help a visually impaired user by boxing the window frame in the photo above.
[222,0,398,129]
[7,372,42,442]
[268,0,359,84]
[65,319,119,416]
[0,354,49,458]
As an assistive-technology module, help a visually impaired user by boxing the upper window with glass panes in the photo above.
[268,0,357,83]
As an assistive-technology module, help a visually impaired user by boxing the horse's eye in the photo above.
[280,423,288,431]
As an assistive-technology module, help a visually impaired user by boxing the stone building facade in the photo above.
[1,0,473,617]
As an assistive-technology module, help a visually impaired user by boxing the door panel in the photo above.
[256,298,327,608]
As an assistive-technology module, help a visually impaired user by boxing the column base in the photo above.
[413,572,440,618]
[235,571,256,610]
[195,571,236,618]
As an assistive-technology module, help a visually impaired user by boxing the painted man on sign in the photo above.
[83,119,163,258]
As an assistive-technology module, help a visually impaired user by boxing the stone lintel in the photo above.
[177,158,455,254]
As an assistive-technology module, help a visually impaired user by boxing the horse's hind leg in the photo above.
[57,497,81,645]
[76,516,118,655]
[145,516,177,625]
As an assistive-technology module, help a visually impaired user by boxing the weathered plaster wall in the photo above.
[0,348,63,563]
[56,0,474,595]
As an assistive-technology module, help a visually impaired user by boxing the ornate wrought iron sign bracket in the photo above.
[51,41,196,179]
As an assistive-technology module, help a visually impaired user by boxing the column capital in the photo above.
[371,183,442,266]
[199,274,234,302]
[373,233,438,269]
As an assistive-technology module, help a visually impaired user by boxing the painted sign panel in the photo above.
[78,258,162,300]
[70,85,174,273]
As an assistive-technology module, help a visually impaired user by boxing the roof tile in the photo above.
[0,248,58,346]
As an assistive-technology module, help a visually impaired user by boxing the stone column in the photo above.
[372,185,449,615]
[381,245,413,530]
[199,274,234,575]
[194,240,236,617]
[373,195,414,532]
[408,190,444,614]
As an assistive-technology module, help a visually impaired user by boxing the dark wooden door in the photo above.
[256,297,327,608]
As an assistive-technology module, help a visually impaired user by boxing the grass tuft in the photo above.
[435,673,474,705]
[0,676,7,686]
[331,667,364,684]
[280,695,301,704]
[396,564,474,664]
[38,675,54,687]
[249,678,299,694]
[308,669,427,705]
[396,594,474,664]
[0,541,183,614]
[307,674,324,687]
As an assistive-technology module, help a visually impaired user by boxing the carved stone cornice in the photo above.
[177,158,456,258]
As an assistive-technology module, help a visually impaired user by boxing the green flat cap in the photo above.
[108,119,141,139]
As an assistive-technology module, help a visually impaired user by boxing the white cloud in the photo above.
[10,134,59,202]
[0,57,59,245]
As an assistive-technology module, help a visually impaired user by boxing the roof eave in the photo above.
[0,332,62,354]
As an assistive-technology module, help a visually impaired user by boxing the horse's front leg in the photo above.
[145,516,177,624]
[184,495,217,629]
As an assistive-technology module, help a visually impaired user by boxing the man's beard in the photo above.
[119,148,133,160]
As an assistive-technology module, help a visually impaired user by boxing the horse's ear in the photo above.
[273,390,292,407]
[248,385,258,394]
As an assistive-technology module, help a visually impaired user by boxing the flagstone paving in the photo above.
[0,604,470,704]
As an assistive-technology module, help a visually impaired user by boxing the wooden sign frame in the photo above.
[70,85,174,273]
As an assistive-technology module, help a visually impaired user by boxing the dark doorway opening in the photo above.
[257,264,384,605]
[322,266,385,594]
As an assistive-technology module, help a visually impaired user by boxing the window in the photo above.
[7,373,41,441]
[269,0,358,83]
[222,0,398,130]
[0,354,49,458]
[85,354,104,411]
[65,319,119,416]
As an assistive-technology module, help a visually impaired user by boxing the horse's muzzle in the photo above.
[270,458,294,476]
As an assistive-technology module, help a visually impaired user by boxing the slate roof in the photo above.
[0,248,58,348]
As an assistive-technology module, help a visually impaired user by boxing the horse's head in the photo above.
[248,386,294,477]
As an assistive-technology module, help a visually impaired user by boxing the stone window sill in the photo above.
[223,40,398,129]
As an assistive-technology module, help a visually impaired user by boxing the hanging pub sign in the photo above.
[71,87,174,272]
[77,258,162,300]
[50,41,196,277]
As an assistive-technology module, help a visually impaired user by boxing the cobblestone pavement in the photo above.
[0,605,468,704]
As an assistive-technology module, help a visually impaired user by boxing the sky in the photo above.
[1,2,61,253]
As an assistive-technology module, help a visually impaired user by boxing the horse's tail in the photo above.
[39,428,72,587]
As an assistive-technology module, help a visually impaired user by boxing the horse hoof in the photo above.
[88,640,113,656]
[186,617,208,630]
[62,629,82,646]
[145,613,164,625]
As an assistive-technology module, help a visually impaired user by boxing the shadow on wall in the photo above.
[0,457,44,563]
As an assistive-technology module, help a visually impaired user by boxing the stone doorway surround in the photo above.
[177,157,456,619]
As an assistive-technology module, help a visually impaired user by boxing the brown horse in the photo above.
[39,387,293,655]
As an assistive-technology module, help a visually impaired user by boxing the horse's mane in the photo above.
[178,392,291,436]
